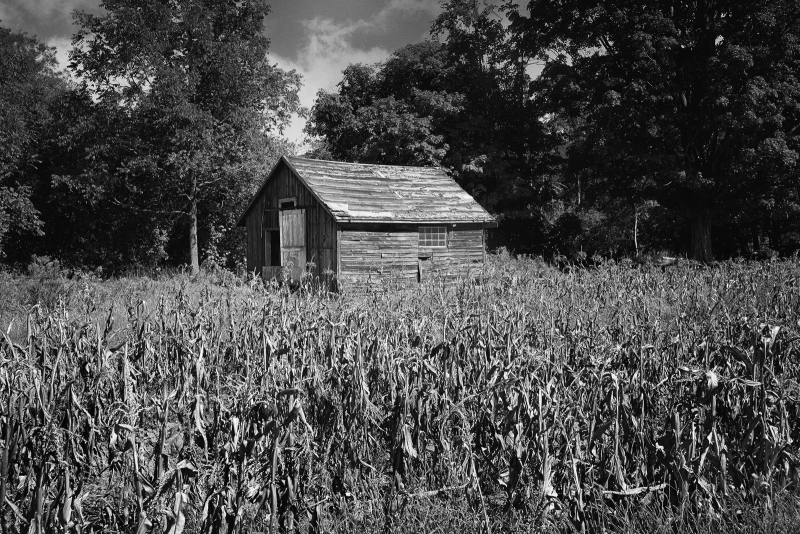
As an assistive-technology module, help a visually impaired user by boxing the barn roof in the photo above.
[237,156,497,226]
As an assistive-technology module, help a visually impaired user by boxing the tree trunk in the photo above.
[689,212,713,262]
[189,176,199,275]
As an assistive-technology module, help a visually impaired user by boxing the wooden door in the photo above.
[279,209,306,282]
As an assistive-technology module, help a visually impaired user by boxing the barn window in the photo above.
[419,226,447,248]
[279,197,296,210]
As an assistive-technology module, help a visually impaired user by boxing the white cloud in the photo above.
[0,0,97,78]
[377,0,441,24]
[47,36,73,72]
[0,0,97,35]
[269,29,389,148]
[4,0,69,18]
[269,0,442,149]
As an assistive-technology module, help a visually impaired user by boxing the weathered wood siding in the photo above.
[245,162,338,281]
[421,227,485,278]
[338,224,486,289]
[339,228,417,288]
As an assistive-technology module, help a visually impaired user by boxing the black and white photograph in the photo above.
[1,0,799,532]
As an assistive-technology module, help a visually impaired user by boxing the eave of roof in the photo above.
[339,218,499,227]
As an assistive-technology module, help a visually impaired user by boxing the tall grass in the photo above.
[1,256,799,533]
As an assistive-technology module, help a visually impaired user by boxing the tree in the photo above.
[431,0,565,251]
[71,0,302,273]
[0,26,66,256]
[508,0,800,261]
[20,88,172,268]
[306,55,458,167]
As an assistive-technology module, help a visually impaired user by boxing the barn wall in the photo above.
[338,223,486,289]
[339,228,418,289]
[422,226,485,278]
[245,162,338,280]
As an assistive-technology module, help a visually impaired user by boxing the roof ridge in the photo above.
[288,155,445,172]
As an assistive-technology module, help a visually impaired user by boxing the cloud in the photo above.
[269,25,389,147]
[1,0,99,76]
[0,0,97,39]
[375,0,441,25]
[46,36,74,72]
[0,0,61,32]
[269,0,442,148]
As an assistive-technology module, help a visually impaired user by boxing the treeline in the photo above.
[307,0,800,261]
[1,0,301,273]
[2,1,800,271]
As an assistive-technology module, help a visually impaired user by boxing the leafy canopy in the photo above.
[508,0,800,260]
[0,27,66,255]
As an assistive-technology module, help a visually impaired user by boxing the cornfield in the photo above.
[1,255,799,533]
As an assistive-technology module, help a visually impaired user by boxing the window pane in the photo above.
[419,226,447,247]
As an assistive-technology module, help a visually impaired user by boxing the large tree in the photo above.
[508,0,800,261]
[71,0,302,273]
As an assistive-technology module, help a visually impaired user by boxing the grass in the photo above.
[0,254,799,533]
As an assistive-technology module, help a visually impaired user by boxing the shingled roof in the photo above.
[237,156,497,226]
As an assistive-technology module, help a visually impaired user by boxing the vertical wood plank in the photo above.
[336,228,341,281]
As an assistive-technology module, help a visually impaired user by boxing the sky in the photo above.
[0,0,445,146]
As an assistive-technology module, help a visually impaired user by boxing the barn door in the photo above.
[279,209,306,282]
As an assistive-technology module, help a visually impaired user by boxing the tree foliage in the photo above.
[508,0,800,260]
[0,28,66,255]
[305,48,458,167]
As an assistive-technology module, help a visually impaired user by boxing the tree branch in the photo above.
[110,197,189,216]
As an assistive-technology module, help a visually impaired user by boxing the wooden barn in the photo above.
[237,156,497,289]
